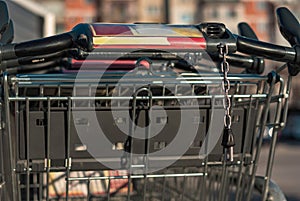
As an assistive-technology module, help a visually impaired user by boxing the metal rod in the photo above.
[246,75,277,201]
[67,172,206,181]
[65,97,72,201]
[235,97,254,201]
[26,98,30,201]
[8,94,268,102]
[262,78,285,201]
[46,97,51,201]
[3,73,18,201]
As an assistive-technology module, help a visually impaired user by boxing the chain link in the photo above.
[218,43,232,129]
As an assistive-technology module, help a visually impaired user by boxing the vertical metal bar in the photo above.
[3,73,18,201]
[162,84,166,106]
[39,173,43,201]
[26,98,30,201]
[118,84,121,108]
[200,96,216,201]
[39,85,44,110]
[161,172,167,201]
[87,179,91,201]
[127,93,135,201]
[218,163,228,201]
[107,176,111,201]
[0,101,4,197]
[33,174,37,200]
[250,80,265,158]
[235,97,254,201]
[88,84,92,108]
[280,76,292,131]
[15,82,20,200]
[180,174,187,201]
[46,97,51,201]
[106,84,109,108]
[144,87,152,201]
[246,77,277,201]
[261,79,285,201]
[58,84,61,107]
[65,97,72,201]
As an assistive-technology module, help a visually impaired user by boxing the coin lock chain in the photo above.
[218,43,235,162]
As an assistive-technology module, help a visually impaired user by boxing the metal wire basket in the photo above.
[0,68,290,201]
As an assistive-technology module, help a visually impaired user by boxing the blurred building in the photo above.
[138,0,165,23]
[64,0,96,31]
[31,0,96,32]
[5,0,55,42]
[29,0,300,36]
[99,0,138,23]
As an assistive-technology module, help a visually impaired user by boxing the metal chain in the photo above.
[219,43,232,129]
[218,43,235,162]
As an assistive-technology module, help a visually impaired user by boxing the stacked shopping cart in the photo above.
[1,1,300,201]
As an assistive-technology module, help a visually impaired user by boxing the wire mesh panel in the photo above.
[0,70,288,201]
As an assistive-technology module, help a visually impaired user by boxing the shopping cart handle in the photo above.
[238,22,258,40]
[226,54,264,74]
[237,22,264,74]
[0,19,14,44]
[0,24,94,63]
[0,1,9,34]
[277,7,300,46]
[236,35,300,63]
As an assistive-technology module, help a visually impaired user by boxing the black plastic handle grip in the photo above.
[236,35,299,63]
[0,19,14,44]
[226,54,264,74]
[0,50,69,70]
[0,33,73,61]
[237,22,264,74]
[0,23,94,62]
[277,7,300,46]
[0,1,9,34]
[238,22,258,40]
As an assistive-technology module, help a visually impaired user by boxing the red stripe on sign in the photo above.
[70,59,136,69]
[92,24,133,36]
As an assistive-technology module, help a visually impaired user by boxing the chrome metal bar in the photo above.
[25,98,30,201]
[4,73,18,201]
[67,172,206,181]
[45,98,51,201]
[246,76,277,201]
[262,78,286,201]
[65,97,72,201]
[8,94,268,102]
[235,97,254,201]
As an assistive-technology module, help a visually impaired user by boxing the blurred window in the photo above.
[114,3,127,21]
[226,8,237,18]
[256,2,266,11]
[147,5,160,16]
[181,13,193,23]
[212,8,218,18]
[256,22,267,33]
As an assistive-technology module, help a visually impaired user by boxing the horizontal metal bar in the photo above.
[8,94,268,102]
[67,172,207,182]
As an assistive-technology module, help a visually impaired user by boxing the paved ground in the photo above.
[257,140,300,201]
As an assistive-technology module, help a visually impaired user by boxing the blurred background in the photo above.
[3,0,300,200]
[4,0,300,44]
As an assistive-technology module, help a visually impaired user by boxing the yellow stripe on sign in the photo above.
[93,37,170,45]
[171,27,203,37]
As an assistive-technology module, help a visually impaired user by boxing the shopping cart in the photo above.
[1,1,300,201]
